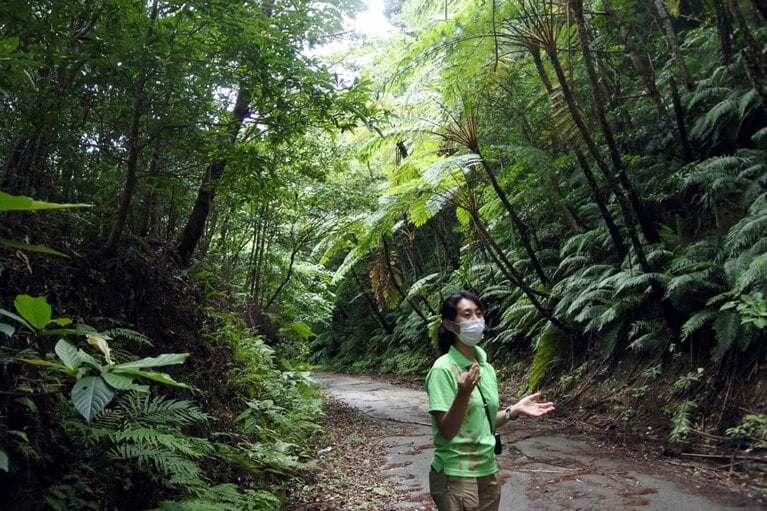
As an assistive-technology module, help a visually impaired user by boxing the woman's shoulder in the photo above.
[430,352,455,369]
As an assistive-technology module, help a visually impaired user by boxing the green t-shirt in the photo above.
[425,345,499,477]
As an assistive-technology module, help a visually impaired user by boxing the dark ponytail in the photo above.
[435,290,484,355]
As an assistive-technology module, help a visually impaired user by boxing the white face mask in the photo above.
[452,319,485,346]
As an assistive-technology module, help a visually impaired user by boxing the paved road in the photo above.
[311,371,764,511]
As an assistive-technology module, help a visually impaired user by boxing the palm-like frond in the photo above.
[724,195,767,253]
[149,483,280,511]
[665,271,725,310]
[681,309,719,339]
[627,320,669,352]
[110,444,205,487]
[710,310,743,361]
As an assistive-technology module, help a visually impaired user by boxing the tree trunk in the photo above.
[102,73,149,255]
[550,172,584,233]
[467,205,573,333]
[475,150,550,284]
[175,85,251,265]
[526,39,624,256]
[603,0,668,118]
[545,42,653,271]
[713,0,734,62]
[102,0,159,255]
[645,0,696,90]
[575,151,628,258]
[570,0,661,245]
[603,0,693,161]
[351,267,394,334]
[728,0,767,110]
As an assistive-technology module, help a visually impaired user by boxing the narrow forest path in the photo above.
[307,372,764,511]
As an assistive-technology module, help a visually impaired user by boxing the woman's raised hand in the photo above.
[513,392,555,418]
[457,363,480,394]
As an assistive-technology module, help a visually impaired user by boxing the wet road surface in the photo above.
[311,371,764,511]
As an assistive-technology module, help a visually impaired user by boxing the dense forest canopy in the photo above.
[1,0,766,508]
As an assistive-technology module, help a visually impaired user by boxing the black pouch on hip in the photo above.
[494,432,502,454]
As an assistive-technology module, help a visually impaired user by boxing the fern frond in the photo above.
[118,394,210,427]
[627,320,668,351]
[555,254,591,278]
[690,97,738,140]
[685,85,731,111]
[681,309,719,339]
[102,328,155,347]
[110,445,205,487]
[665,271,725,310]
[711,310,743,361]
[599,322,624,359]
[567,289,612,317]
[614,272,669,297]
[525,324,567,392]
[724,201,767,253]
[150,484,281,511]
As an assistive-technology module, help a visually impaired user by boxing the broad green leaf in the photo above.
[101,372,149,392]
[0,322,14,337]
[87,334,114,365]
[77,349,102,370]
[55,339,81,370]
[71,376,115,422]
[0,449,7,472]
[13,295,51,331]
[112,368,191,389]
[115,353,189,370]
[0,239,69,257]
[17,358,75,375]
[0,191,91,211]
[43,327,92,337]
[0,308,33,332]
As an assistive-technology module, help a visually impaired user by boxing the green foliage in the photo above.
[726,414,767,452]
[722,292,767,329]
[101,394,213,488]
[670,400,699,442]
[149,484,281,511]
[672,368,704,392]
[3,294,190,422]
[525,325,568,393]
[45,479,100,511]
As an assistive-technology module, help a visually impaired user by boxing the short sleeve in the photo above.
[426,365,458,414]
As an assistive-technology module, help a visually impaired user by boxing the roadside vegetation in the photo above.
[1,0,766,508]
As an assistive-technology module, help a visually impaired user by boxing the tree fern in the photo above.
[710,310,744,361]
[110,444,206,487]
[627,320,669,352]
[664,266,725,311]
[613,271,669,297]
[149,483,280,511]
[96,393,214,489]
[724,195,767,253]
[525,324,568,393]
[680,309,719,339]
[101,327,155,347]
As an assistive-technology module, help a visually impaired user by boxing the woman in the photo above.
[426,290,555,511]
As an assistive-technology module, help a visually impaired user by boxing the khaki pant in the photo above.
[429,468,501,511]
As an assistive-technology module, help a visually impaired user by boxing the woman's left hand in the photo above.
[511,392,555,418]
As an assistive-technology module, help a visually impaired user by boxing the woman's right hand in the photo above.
[457,363,480,394]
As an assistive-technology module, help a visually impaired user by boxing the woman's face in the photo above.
[451,298,484,325]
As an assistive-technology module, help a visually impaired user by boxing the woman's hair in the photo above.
[435,290,485,356]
